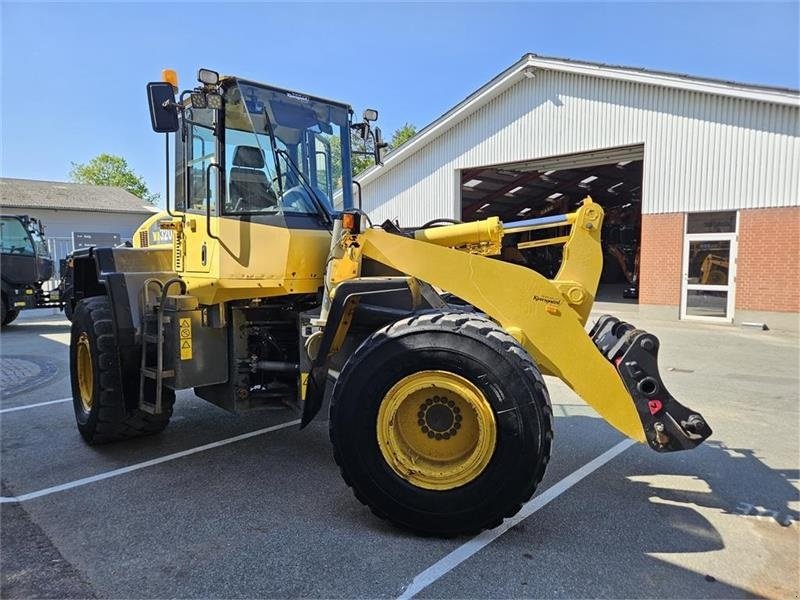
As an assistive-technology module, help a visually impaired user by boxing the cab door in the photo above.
[179,109,218,274]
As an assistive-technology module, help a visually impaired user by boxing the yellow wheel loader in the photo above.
[66,69,711,535]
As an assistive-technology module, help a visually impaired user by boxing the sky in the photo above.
[1,1,798,205]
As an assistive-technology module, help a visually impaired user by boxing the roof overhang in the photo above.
[354,54,800,188]
[0,204,158,215]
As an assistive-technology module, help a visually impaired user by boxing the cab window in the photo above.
[0,218,35,255]
[184,108,218,214]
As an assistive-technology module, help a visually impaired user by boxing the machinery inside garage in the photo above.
[460,147,644,301]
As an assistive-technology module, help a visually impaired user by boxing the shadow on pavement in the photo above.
[419,416,798,599]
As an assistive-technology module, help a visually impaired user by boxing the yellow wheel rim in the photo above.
[76,332,94,412]
[377,370,497,491]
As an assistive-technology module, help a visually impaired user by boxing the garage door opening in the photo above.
[459,146,644,304]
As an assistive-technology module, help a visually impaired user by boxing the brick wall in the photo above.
[736,207,800,313]
[639,213,684,306]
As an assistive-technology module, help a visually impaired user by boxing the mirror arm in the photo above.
[164,133,178,218]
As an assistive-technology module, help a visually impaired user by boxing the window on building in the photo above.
[686,211,737,234]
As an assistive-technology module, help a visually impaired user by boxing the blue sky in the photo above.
[2,2,798,205]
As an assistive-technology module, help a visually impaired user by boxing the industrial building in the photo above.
[0,177,158,286]
[357,54,799,331]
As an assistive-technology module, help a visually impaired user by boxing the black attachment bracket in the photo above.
[590,315,713,452]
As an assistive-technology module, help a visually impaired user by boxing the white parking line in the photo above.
[0,397,72,414]
[0,419,300,504]
[397,438,636,600]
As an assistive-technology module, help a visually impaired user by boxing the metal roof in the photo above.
[0,178,159,214]
[355,53,800,188]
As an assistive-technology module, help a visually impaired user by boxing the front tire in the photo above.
[70,296,174,444]
[329,311,553,536]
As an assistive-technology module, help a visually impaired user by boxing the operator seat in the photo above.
[228,146,277,212]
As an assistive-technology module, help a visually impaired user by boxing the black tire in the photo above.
[329,310,553,536]
[1,295,19,328]
[70,296,174,444]
[2,308,19,328]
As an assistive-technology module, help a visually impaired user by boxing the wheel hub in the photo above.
[377,370,497,491]
[418,397,461,439]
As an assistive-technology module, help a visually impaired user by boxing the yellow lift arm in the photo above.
[323,198,711,452]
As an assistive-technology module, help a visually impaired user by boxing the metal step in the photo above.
[141,367,175,379]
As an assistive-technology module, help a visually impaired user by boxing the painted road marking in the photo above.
[0,419,300,503]
[0,397,72,414]
[397,438,636,600]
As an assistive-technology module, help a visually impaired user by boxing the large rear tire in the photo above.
[329,311,553,536]
[70,296,174,444]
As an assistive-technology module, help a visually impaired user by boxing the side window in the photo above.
[0,218,34,255]
[314,135,332,198]
[185,108,217,214]
[224,128,280,214]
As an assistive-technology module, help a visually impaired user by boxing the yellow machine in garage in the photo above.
[67,69,711,535]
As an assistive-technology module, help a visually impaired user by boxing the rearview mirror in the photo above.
[374,126,388,165]
[146,82,179,133]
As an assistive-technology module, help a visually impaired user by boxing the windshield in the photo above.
[222,80,352,216]
[0,217,48,257]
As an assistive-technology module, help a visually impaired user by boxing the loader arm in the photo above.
[328,199,711,452]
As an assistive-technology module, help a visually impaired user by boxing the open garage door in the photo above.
[460,145,644,303]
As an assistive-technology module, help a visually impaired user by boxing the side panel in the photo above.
[169,213,331,305]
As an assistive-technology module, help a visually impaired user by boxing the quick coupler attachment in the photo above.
[590,315,712,452]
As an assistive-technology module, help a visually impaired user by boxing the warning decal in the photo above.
[179,318,192,360]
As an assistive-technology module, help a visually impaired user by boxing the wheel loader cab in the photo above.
[169,77,353,305]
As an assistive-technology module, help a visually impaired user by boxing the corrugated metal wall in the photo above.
[360,71,799,224]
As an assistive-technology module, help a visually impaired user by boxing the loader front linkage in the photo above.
[307,197,712,454]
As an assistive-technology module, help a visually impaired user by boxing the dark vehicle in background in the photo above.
[1,215,63,326]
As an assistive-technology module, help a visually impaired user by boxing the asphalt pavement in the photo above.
[1,307,798,599]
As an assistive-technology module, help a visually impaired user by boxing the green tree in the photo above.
[389,122,417,149]
[69,153,159,203]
